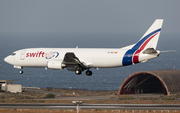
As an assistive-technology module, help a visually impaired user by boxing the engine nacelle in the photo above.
[47,60,63,70]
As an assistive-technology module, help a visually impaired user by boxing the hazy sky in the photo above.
[0,0,180,34]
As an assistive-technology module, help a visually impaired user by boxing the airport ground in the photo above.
[0,109,180,113]
[0,88,180,112]
[0,88,180,104]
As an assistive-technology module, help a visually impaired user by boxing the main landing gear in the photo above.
[86,70,92,76]
[75,67,82,75]
[75,70,82,75]
[75,67,92,76]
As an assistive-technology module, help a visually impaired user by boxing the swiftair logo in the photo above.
[26,51,59,59]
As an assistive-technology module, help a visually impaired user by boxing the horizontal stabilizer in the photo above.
[160,50,176,53]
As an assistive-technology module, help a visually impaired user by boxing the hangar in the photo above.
[118,70,180,95]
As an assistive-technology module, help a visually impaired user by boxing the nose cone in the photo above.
[4,56,13,65]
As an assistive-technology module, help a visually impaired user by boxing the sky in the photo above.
[0,0,180,35]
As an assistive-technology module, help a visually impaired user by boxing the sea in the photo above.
[0,33,179,91]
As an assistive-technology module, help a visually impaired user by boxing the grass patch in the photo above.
[44,93,55,98]
[140,97,159,100]
[160,95,176,100]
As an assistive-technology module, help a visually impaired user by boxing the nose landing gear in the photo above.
[19,70,23,74]
[19,67,23,74]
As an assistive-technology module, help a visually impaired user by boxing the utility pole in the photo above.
[72,101,82,113]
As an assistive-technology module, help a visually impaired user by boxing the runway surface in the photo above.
[0,103,180,110]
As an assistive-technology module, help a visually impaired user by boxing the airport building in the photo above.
[118,70,180,95]
[0,80,22,93]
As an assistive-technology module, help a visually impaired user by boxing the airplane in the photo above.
[4,19,164,76]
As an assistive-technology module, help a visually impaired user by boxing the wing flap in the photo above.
[62,52,89,70]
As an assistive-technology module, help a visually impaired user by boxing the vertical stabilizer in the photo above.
[133,19,163,50]
[122,19,164,66]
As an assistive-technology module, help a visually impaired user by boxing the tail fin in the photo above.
[122,19,164,66]
[132,19,163,50]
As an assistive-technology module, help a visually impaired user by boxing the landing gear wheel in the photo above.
[75,67,82,75]
[86,70,92,76]
[75,70,82,75]
[19,70,23,74]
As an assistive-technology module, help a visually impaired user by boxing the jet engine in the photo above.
[47,60,63,70]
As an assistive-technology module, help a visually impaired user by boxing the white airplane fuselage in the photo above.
[4,47,159,68]
[5,48,127,68]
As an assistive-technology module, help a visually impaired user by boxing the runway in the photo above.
[0,103,180,110]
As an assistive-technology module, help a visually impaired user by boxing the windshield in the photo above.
[12,53,16,56]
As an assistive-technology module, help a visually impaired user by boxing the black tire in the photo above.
[19,70,23,74]
[75,70,82,75]
[86,70,92,76]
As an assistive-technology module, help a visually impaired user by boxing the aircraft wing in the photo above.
[63,52,80,65]
[62,52,89,71]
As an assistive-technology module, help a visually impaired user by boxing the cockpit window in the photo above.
[12,53,16,56]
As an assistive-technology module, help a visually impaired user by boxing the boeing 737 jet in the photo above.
[4,19,164,76]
